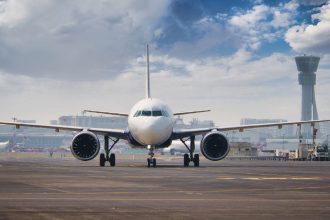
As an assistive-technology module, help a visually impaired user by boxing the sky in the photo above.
[0,0,329,126]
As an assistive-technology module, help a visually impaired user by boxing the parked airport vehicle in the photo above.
[0,45,329,167]
[308,144,329,161]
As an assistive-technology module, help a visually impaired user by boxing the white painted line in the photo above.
[217,176,322,181]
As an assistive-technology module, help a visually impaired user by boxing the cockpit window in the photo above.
[133,111,141,117]
[162,110,169,117]
[141,110,152,116]
[133,109,170,117]
[152,109,162,116]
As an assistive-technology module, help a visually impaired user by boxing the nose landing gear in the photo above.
[147,145,157,167]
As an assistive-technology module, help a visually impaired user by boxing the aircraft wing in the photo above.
[0,121,127,140]
[172,119,330,140]
[83,110,129,117]
[173,110,210,116]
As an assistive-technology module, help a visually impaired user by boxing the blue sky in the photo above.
[155,0,328,58]
[0,0,329,125]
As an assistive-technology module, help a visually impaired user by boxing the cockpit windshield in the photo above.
[133,109,169,117]
[152,110,162,116]
[141,110,152,116]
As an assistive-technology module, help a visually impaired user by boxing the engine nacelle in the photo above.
[200,131,230,161]
[70,131,100,161]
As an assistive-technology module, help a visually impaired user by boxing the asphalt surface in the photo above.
[0,155,329,220]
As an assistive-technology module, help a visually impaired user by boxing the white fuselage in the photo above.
[128,98,174,146]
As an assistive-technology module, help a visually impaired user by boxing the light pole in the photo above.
[11,117,17,150]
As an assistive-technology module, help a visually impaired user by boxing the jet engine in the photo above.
[70,131,100,161]
[200,131,230,161]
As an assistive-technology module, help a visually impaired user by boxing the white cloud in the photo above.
[0,0,170,80]
[0,0,29,28]
[285,3,330,54]
[0,0,329,127]
[229,5,270,29]
[226,2,298,50]
[3,50,329,126]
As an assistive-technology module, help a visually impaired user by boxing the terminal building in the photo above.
[53,115,128,129]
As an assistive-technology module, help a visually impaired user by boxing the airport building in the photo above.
[54,115,128,129]
[174,117,214,129]
[239,118,295,141]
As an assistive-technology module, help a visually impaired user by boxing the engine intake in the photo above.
[200,131,230,161]
[71,131,100,161]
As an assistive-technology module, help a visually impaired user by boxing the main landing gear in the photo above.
[180,136,199,167]
[100,136,119,167]
[147,145,156,167]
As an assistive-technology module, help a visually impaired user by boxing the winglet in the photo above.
[146,44,151,99]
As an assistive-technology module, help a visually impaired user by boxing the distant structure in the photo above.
[240,118,295,141]
[295,55,320,138]
[56,115,128,129]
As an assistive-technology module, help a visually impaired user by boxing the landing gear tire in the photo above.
[110,153,116,167]
[193,154,199,167]
[147,158,157,167]
[100,153,106,167]
[184,154,190,167]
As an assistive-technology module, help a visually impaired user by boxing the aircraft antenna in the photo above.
[146,44,151,99]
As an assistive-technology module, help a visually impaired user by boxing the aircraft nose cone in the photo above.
[137,119,171,145]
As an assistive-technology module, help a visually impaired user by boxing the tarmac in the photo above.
[0,154,329,220]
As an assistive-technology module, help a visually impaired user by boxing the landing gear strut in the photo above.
[100,136,118,167]
[180,136,199,167]
[147,145,156,167]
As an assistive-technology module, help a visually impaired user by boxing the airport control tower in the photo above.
[295,55,320,138]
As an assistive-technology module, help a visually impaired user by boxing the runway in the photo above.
[0,155,329,220]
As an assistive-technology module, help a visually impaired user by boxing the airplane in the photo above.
[160,140,201,156]
[0,45,329,167]
[0,140,10,151]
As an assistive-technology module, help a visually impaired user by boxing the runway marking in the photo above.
[1,185,329,196]
[1,197,330,202]
[217,177,322,181]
